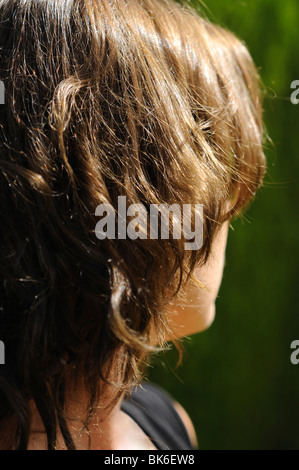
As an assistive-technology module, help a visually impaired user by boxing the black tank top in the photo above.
[121,382,195,450]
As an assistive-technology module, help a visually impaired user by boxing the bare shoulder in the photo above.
[172,401,198,449]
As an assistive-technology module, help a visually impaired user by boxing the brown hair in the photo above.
[0,0,265,449]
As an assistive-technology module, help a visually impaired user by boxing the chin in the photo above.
[200,303,216,332]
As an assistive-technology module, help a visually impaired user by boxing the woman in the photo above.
[0,0,265,450]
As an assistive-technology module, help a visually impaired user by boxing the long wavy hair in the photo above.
[0,0,266,449]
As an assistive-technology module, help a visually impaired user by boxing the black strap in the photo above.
[121,383,194,450]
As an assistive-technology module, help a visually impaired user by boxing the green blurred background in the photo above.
[148,0,299,450]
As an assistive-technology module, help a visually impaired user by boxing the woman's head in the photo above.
[0,0,265,449]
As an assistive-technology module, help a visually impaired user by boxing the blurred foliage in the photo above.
[148,0,299,450]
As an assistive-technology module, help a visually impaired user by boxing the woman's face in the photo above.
[166,221,229,340]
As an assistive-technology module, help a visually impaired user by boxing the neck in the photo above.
[27,386,156,450]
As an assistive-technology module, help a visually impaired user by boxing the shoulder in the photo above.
[121,382,197,450]
[172,400,198,449]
